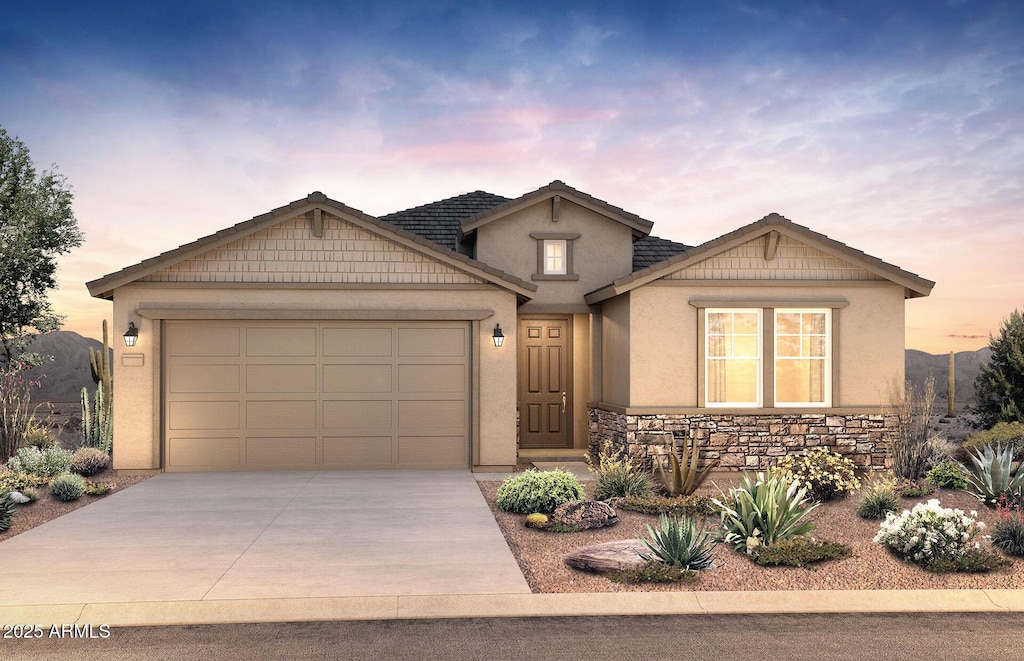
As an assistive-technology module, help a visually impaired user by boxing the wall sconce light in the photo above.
[123,322,139,347]
[492,323,505,348]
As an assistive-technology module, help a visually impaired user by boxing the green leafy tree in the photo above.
[974,309,1024,427]
[0,126,83,365]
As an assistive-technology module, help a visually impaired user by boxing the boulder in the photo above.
[10,491,30,504]
[564,539,648,573]
[551,500,618,530]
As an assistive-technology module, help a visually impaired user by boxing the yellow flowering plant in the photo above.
[772,446,860,502]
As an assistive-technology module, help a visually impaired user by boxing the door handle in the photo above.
[561,392,566,414]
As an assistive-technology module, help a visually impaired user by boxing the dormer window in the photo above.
[530,232,580,281]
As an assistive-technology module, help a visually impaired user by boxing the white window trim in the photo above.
[705,308,762,408]
[773,308,832,408]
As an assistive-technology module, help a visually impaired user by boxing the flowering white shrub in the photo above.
[874,499,985,565]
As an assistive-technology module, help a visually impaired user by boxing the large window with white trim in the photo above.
[705,309,761,406]
[774,309,831,406]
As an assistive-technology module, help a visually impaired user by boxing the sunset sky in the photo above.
[2,1,1021,353]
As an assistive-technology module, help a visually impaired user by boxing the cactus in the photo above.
[88,320,113,415]
[655,435,719,497]
[81,381,112,454]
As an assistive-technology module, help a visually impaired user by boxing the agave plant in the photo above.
[714,471,818,553]
[655,434,719,497]
[961,443,1024,505]
[638,514,717,570]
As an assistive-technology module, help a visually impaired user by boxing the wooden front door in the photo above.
[518,316,573,449]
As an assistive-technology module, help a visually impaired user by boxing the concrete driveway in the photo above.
[0,471,530,606]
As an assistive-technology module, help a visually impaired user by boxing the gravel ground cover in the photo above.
[478,478,1024,593]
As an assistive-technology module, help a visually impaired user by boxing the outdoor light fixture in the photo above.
[492,323,505,348]
[123,322,139,347]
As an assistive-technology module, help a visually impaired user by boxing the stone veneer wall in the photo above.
[588,408,896,471]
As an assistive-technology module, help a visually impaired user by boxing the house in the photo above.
[86,181,934,472]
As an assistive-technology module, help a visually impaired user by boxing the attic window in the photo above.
[530,232,580,281]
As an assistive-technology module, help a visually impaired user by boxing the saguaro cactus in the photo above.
[84,320,113,453]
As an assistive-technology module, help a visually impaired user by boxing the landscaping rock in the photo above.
[551,500,618,530]
[564,539,648,573]
[10,492,30,505]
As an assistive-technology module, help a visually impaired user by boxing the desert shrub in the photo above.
[615,493,718,517]
[19,487,39,503]
[921,550,1011,573]
[752,537,852,567]
[525,513,549,529]
[7,446,73,478]
[0,469,48,491]
[495,469,584,514]
[638,514,717,570]
[961,443,1024,506]
[50,473,87,502]
[83,481,112,496]
[772,446,860,501]
[0,490,14,532]
[874,499,994,571]
[714,472,817,554]
[0,361,41,463]
[21,423,57,449]
[856,475,900,519]
[894,478,936,498]
[607,561,696,584]
[990,497,1024,557]
[886,376,942,480]
[71,447,110,476]
[974,309,1024,428]
[587,443,654,501]
[926,459,971,490]
[963,422,1024,461]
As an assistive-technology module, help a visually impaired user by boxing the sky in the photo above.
[2,0,1021,353]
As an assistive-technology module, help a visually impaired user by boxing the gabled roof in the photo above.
[86,192,537,300]
[460,180,655,237]
[381,190,510,250]
[632,235,691,271]
[585,213,936,304]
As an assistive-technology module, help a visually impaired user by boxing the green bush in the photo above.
[0,490,14,532]
[19,487,39,503]
[856,475,900,519]
[71,447,110,476]
[50,473,87,502]
[615,493,718,517]
[587,443,654,501]
[0,469,48,491]
[772,446,861,501]
[607,561,696,584]
[874,499,1001,572]
[495,469,584,514]
[752,537,852,567]
[7,446,73,478]
[894,478,935,498]
[963,422,1024,461]
[21,423,57,449]
[638,514,717,569]
[714,472,817,554]
[926,459,971,490]
[921,549,1011,573]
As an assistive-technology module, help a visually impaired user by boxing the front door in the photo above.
[518,316,573,449]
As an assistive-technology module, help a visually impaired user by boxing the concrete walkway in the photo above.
[2,470,1023,628]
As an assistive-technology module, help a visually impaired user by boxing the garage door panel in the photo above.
[168,401,240,430]
[246,436,316,467]
[246,327,317,356]
[169,364,240,394]
[398,436,466,466]
[398,400,466,432]
[246,364,316,393]
[323,364,392,393]
[168,437,240,469]
[398,364,465,393]
[323,400,392,430]
[246,400,317,429]
[323,328,393,357]
[323,436,395,466]
[167,327,240,357]
[398,328,465,357]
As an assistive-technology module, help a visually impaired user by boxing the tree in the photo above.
[974,309,1024,428]
[0,126,84,364]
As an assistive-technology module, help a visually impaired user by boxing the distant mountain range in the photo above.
[12,331,994,408]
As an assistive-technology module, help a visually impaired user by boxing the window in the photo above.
[543,240,567,275]
[705,309,761,406]
[774,309,830,406]
[702,307,834,408]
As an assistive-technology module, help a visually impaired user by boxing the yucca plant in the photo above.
[0,490,14,533]
[655,435,719,497]
[714,472,818,553]
[638,514,717,570]
[962,443,1024,505]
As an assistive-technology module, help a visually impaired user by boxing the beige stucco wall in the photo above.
[614,282,906,410]
[109,284,519,471]
[600,294,631,407]
[571,313,591,448]
[474,200,634,308]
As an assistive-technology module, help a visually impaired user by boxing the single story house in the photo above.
[86,181,934,472]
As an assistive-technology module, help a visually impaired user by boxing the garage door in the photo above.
[163,321,470,471]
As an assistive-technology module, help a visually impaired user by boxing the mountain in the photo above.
[905,347,991,410]
[20,331,108,403]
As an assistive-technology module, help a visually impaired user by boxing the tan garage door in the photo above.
[163,321,470,471]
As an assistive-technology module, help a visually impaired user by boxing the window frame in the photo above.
[543,239,567,275]
[773,308,832,408]
[530,232,580,281]
[704,308,763,408]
